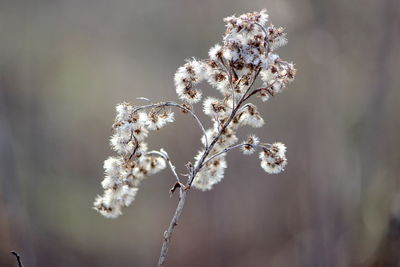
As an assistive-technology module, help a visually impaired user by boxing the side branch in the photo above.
[202,142,271,166]
[134,101,209,148]
[146,149,181,183]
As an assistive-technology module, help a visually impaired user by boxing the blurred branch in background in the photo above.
[10,251,24,267]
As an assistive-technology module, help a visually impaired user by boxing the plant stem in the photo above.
[157,188,187,266]
[157,67,261,266]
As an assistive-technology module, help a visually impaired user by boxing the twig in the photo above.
[254,22,271,54]
[10,251,24,267]
[146,150,181,183]
[202,143,271,166]
[127,134,139,161]
[219,57,236,109]
[242,78,278,102]
[134,101,209,148]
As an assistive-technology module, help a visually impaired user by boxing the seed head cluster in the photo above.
[174,9,296,190]
[94,103,174,218]
[94,9,296,218]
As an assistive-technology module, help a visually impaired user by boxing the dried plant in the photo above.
[93,9,296,266]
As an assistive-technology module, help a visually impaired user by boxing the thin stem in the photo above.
[202,143,272,166]
[202,143,248,164]
[254,22,271,54]
[146,150,181,184]
[219,57,236,109]
[243,79,277,102]
[10,251,24,267]
[127,134,139,161]
[157,66,262,266]
[134,101,209,148]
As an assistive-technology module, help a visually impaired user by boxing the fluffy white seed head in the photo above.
[103,157,123,177]
[174,59,206,104]
[116,102,133,122]
[203,97,230,117]
[95,100,172,218]
[241,104,265,128]
[192,156,227,191]
[267,25,287,51]
[260,159,287,174]
[146,110,175,130]
[259,143,287,174]
[241,135,260,155]
[271,142,286,157]
[208,44,223,61]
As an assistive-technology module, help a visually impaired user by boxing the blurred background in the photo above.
[1,0,400,266]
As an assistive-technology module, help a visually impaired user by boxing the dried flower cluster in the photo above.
[173,9,296,191]
[93,103,174,218]
[94,9,296,223]
[94,9,297,266]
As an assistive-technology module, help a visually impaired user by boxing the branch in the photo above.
[157,67,263,266]
[242,79,278,102]
[134,101,209,148]
[202,143,273,166]
[146,149,188,198]
[10,251,24,267]
[146,149,181,184]
[127,134,139,161]
[201,143,266,165]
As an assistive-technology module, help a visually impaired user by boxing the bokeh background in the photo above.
[1,0,400,266]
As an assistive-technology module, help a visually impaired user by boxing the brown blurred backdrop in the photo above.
[1,0,400,266]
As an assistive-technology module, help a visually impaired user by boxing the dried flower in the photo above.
[93,102,174,218]
[259,142,288,174]
[94,9,296,219]
[242,135,260,155]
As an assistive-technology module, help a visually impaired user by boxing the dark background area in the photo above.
[1,0,400,266]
